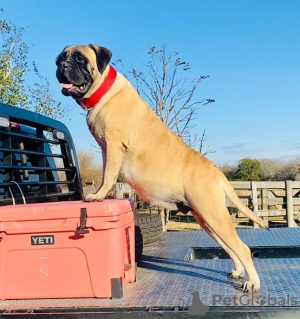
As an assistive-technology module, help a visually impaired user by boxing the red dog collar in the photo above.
[76,65,117,110]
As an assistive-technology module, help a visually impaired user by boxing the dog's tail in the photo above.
[221,175,268,229]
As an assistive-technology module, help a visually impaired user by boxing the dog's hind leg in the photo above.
[177,202,244,278]
[191,210,245,278]
[188,192,260,292]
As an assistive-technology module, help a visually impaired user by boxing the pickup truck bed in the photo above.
[1,228,300,318]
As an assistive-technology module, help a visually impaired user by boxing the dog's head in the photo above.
[56,44,112,99]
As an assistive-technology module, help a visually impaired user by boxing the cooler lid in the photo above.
[0,200,133,222]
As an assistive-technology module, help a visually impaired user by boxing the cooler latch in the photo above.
[124,227,132,269]
[75,208,90,235]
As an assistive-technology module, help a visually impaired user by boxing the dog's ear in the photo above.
[89,44,112,74]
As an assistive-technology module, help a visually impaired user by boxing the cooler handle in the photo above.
[74,208,90,235]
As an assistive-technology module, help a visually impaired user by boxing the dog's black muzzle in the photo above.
[56,61,92,98]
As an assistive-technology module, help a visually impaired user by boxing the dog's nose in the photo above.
[61,62,68,69]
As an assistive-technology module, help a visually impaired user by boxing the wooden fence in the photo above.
[168,181,300,229]
[229,181,300,228]
[114,181,300,229]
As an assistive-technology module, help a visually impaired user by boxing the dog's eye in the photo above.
[75,55,85,63]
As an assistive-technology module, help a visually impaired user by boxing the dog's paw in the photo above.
[228,270,245,279]
[84,193,105,202]
[241,281,260,293]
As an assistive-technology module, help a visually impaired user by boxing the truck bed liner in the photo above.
[1,228,300,317]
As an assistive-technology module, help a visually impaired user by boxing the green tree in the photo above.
[0,9,29,108]
[28,63,70,121]
[0,9,69,121]
[234,158,262,181]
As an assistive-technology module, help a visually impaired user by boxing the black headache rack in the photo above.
[0,103,83,206]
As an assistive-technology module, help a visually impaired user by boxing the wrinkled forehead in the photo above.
[63,45,97,64]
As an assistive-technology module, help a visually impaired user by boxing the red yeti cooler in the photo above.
[0,200,135,299]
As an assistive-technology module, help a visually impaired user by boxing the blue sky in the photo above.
[1,0,300,166]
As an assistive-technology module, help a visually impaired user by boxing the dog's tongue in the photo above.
[60,83,73,89]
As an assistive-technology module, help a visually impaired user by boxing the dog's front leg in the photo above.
[84,140,125,202]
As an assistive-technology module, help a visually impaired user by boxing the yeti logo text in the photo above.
[31,235,55,245]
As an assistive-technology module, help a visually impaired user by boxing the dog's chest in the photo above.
[87,118,106,149]
[119,158,150,201]
[119,156,135,185]
[119,158,180,210]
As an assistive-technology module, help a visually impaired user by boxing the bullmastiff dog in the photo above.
[56,44,267,292]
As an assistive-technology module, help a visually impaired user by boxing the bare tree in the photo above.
[220,164,237,181]
[77,150,103,188]
[128,44,215,154]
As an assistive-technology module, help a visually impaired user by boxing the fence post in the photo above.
[251,181,259,228]
[286,180,296,227]
[160,208,167,232]
[262,188,268,211]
